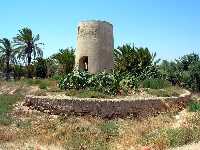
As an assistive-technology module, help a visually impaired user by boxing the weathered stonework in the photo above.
[76,20,114,73]
[24,90,191,119]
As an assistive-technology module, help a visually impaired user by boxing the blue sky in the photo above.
[0,0,199,60]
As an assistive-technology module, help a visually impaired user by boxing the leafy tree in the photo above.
[177,53,199,71]
[159,60,180,85]
[52,48,75,75]
[14,27,43,77]
[13,65,25,80]
[188,61,200,91]
[25,65,36,78]
[113,43,157,75]
[0,58,3,72]
[34,57,47,78]
[46,58,58,78]
[159,53,200,91]
[0,38,16,80]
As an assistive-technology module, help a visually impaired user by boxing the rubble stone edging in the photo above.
[24,90,191,119]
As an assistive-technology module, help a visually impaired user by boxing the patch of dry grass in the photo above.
[0,108,176,150]
[2,104,200,150]
[1,81,200,150]
[111,114,175,150]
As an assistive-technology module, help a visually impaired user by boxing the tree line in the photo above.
[0,27,75,80]
[0,28,200,92]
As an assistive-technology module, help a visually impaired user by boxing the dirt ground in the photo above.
[0,80,200,150]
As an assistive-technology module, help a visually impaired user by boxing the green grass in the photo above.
[0,94,22,125]
[99,121,119,137]
[65,89,111,98]
[17,78,58,90]
[38,82,48,89]
[23,79,49,89]
[142,79,171,89]
[146,87,180,97]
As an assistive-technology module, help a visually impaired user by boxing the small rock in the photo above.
[141,147,151,150]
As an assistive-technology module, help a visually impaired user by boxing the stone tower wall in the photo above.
[76,20,114,73]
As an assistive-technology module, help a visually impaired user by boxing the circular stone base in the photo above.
[24,90,191,119]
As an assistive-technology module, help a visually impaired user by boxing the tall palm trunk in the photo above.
[27,50,32,78]
[5,56,10,80]
[27,53,32,66]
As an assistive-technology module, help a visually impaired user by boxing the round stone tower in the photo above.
[75,20,114,73]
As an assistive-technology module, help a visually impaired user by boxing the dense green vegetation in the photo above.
[113,44,158,78]
[0,38,16,80]
[160,53,200,91]
[0,28,200,96]
[1,27,200,150]
[58,44,200,95]
[0,39,200,150]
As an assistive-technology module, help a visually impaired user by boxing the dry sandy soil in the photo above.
[0,80,199,150]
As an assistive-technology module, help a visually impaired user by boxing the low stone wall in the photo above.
[24,90,191,119]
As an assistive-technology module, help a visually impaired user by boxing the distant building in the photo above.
[75,20,114,73]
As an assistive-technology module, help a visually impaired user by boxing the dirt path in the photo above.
[169,108,200,150]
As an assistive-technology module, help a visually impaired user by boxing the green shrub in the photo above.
[142,79,171,89]
[188,101,200,112]
[89,71,121,95]
[35,57,47,78]
[188,62,200,91]
[52,48,75,75]
[26,65,35,78]
[13,65,25,80]
[119,74,139,92]
[52,74,63,81]
[159,53,200,92]
[59,70,91,90]
[59,71,127,95]
[60,70,167,96]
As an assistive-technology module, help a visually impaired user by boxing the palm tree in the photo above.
[52,48,75,74]
[113,43,156,74]
[0,38,16,80]
[14,27,43,77]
